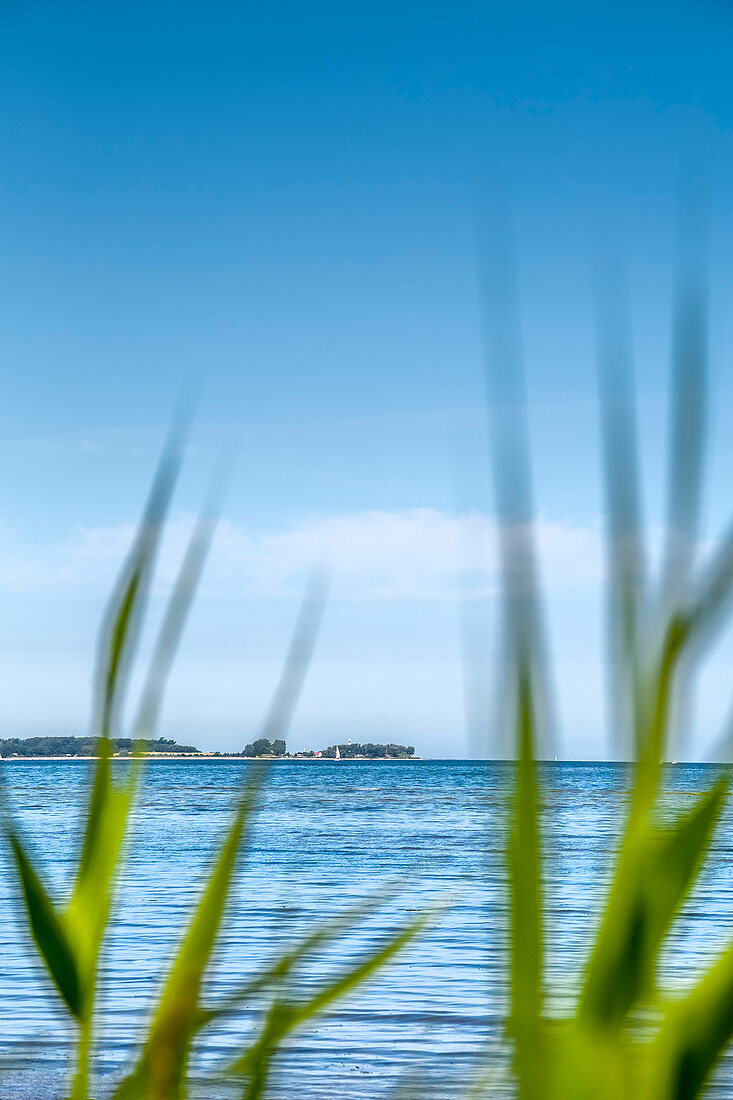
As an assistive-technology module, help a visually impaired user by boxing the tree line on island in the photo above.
[0,736,201,757]
[0,735,416,759]
[242,738,416,759]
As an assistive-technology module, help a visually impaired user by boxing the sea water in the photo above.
[0,759,731,1098]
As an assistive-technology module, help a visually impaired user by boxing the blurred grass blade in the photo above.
[507,664,543,1098]
[643,777,726,959]
[75,425,186,907]
[257,567,329,746]
[132,479,224,742]
[5,824,83,1018]
[226,907,437,1100]
[66,782,135,975]
[94,418,187,741]
[114,784,259,1100]
[67,425,187,1099]
[651,937,733,1099]
[581,614,689,1011]
[661,174,709,611]
[659,177,708,763]
[197,879,405,1029]
[71,427,188,929]
[479,205,555,760]
[637,615,689,795]
[87,491,219,1017]
[580,777,725,1029]
[594,254,645,756]
[115,574,329,1099]
[479,210,548,1096]
[686,524,733,653]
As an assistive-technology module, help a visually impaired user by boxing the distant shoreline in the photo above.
[1,754,422,762]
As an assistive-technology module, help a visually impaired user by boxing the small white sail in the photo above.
[335,745,341,760]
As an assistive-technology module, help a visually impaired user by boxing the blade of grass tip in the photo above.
[660,173,709,613]
[226,906,439,1100]
[112,474,232,953]
[479,205,554,759]
[636,613,689,805]
[70,425,188,919]
[256,567,330,746]
[196,876,409,1029]
[684,519,733,657]
[116,469,225,843]
[131,472,226,747]
[4,822,83,1018]
[75,420,188,902]
[95,415,189,741]
[593,252,646,759]
[110,480,222,899]
[659,175,709,764]
[114,573,329,1100]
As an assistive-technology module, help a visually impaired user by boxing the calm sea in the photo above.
[0,759,731,1098]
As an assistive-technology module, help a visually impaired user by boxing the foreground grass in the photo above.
[4,199,733,1098]
[0,427,433,1100]
[483,197,733,1099]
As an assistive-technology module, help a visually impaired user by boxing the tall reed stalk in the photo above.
[482,187,733,1098]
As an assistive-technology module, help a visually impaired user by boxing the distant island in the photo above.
[0,735,417,760]
[0,736,202,758]
[242,737,416,760]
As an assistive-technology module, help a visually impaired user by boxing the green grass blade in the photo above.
[66,781,135,971]
[93,420,186,741]
[507,664,543,1098]
[594,258,645,757]
[580,776,725,1030]
[75,426,185,905]
[650,938,733,1099]
[131,490,221,743]
[480,221,550,1097]
[580,611,690,1032]
[88,491,218,949]
[226,907,436,1100]
[71,450,187,925]
[66,427,186,1098]
[113,782,259,1100]
[115,573,329,1099]
[687,526,733,653]
[661,177,708,610]
[4,823,83,1018]
[257,567,329,746]
[644,777,726,952]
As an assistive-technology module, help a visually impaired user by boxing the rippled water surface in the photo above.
[0,759,732,1097]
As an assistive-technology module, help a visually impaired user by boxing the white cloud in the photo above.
[0,509,603,601]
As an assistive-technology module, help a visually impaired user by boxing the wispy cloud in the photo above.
[0,509,602,601]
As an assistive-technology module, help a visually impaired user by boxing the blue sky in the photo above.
[1,0,733,756]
